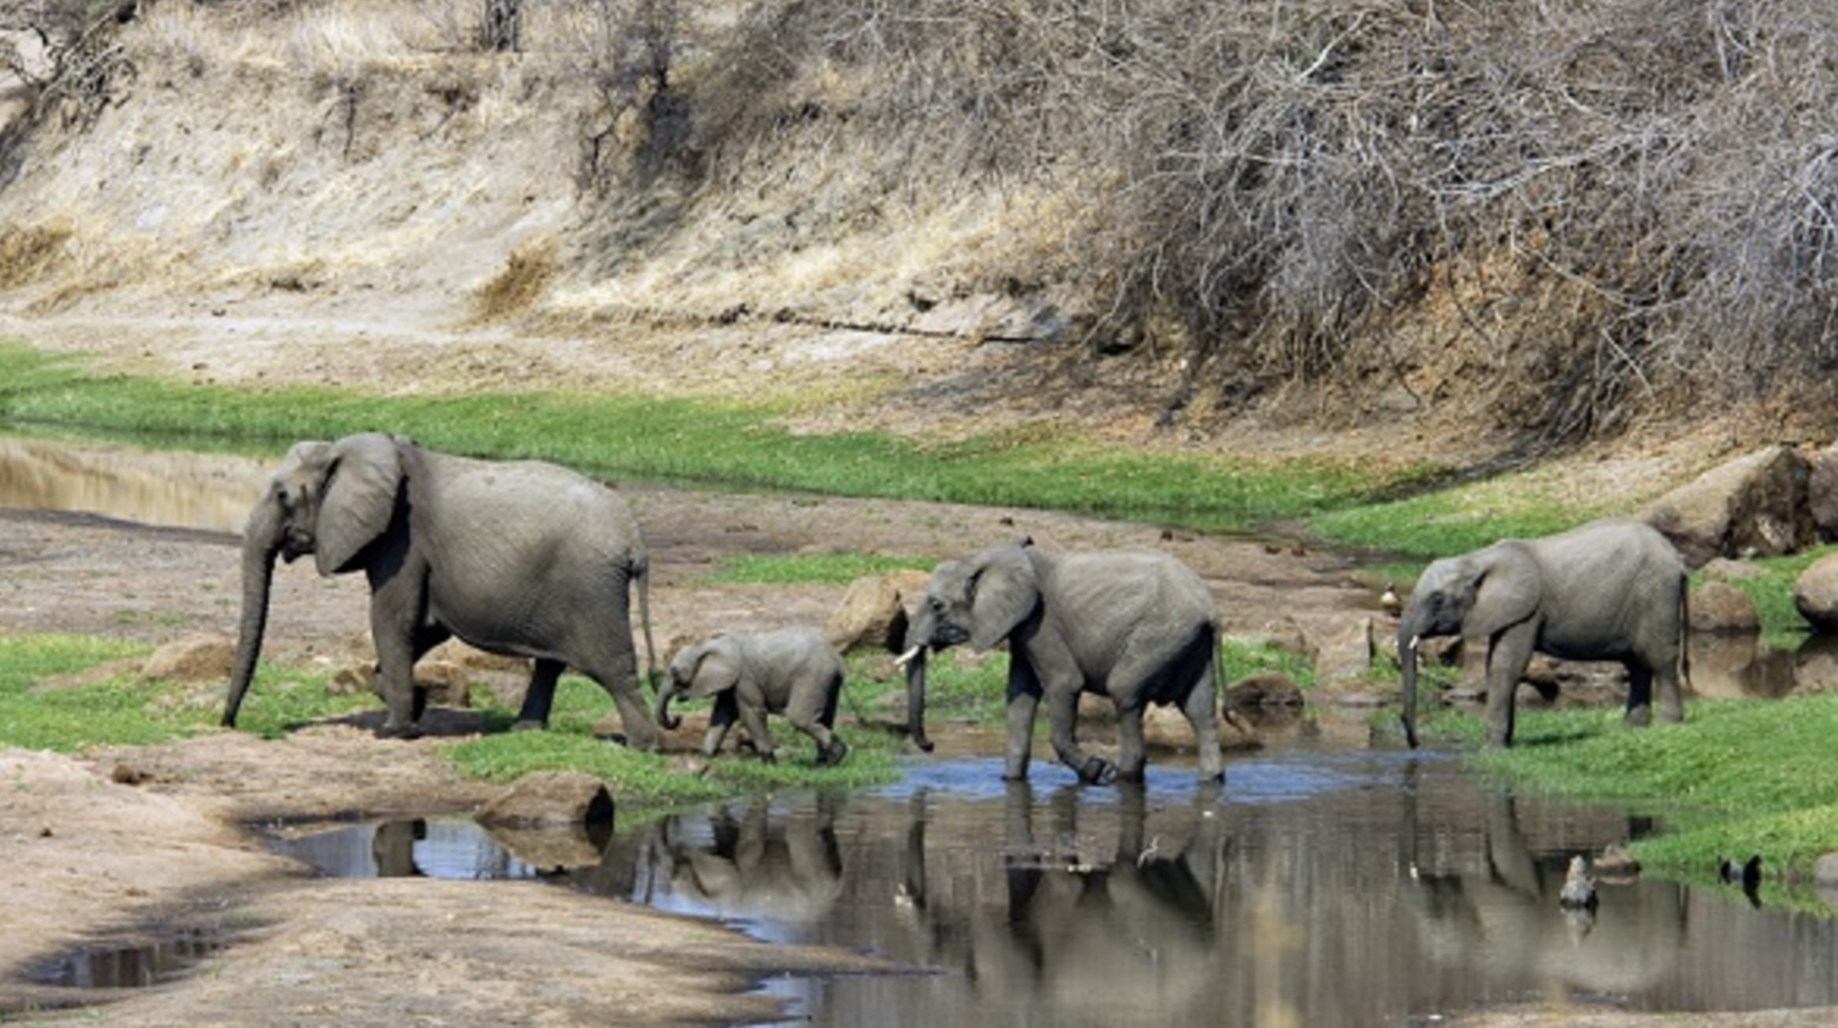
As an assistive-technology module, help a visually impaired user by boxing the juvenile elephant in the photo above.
[222,432,659,744]
[1398,517,1688,749]
[898,539,1224,785]
[655,629,849,765]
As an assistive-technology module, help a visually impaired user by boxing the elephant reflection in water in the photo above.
[1403,787,1686,996]
[651,795,846,923]
[898,782,1230,1025]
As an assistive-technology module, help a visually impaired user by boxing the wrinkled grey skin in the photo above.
[656,629,849,765]
[223,432,659,744]
[1398,517,1688,749]
[900,540,1224,785]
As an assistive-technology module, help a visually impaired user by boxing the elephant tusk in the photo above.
[894,645,922,668]
[1407,634,1420,654]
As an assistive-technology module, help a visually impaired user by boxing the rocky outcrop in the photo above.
[1643,445,1813,567]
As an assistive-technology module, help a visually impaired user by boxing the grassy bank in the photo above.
[0,343,1413,536]
[0,633,906,805]
[1475,696,1838,887]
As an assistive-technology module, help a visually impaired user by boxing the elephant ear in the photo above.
[314,433,404,576]
[1467,544,1542,639]
[681,638,742,699]
[968,545,1040,652]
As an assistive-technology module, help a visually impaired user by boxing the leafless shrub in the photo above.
[572,0,681,190]
[674,0,1838,439]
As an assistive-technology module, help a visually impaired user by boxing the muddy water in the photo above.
[0,436,267,534]
[273,746,1838,1027]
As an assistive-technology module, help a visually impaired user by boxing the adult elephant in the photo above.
[1398,517,1688,749]
[222,432,659,744]
[655,629,850,765]
[898,539,1224,785]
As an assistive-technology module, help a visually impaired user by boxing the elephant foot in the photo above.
[1623,705,1653,728]
[376,722,423,741]
[817,738,850,766]
[1076,755,1118,786]
[511,718,546,733]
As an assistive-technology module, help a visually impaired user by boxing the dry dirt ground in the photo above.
[0,310,1827,1028]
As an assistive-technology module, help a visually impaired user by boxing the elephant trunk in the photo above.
[1398,616,1422,749]
[655,678,681,731]
[224,498,283,728]
[897,642,935,753]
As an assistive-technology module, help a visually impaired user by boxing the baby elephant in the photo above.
[656,629,849,765]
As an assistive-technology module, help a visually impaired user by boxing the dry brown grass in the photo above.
[0,221,70,289]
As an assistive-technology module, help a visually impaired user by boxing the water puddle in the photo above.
[270,747,1838,1026]
[0,435,265,534]
[28,930,230,990]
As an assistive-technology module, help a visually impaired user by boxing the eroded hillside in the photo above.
[1,0,1834,470]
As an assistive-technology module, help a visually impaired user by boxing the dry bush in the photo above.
[656,0,1838,443]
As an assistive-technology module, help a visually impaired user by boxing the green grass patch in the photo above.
[707,552,933,585]
[1311,479,1601,558]
[0,342,1412,534]
[1700,547,1830,650]
[0,633,902,805]
[447,675,904,805]
[1221,636,1318,689]
[1474,695,1838,880]
[0,635,375,749]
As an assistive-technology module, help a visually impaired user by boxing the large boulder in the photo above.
[1311,615,1375,686]
[825,570,931,653]
[1689,580,1760,635]
[1644,444,1814,567]
[1807,442,1838,541]
[1794,552,1838,633]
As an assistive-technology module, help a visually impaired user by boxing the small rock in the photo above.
[139,635,235,683]
[476,770,614,828]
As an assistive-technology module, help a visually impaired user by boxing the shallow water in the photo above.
[273,745,1838,1027]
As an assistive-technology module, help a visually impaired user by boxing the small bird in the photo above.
[1559,854,1598,911]
[1719,854,1763,891]
[1379,582,1403,618]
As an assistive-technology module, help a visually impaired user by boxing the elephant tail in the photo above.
[635,551,659,693]
[1676,571,1692,691]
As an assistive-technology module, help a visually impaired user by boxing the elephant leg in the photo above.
[574,641,660,752]
[1623,661,1654,728]
[370,605,422,739]
[784,704,841,765]
[1003,662,1042,781]
[1113,699,1148,783]
[1048,687,1113,785]
[1483,623,1536,748]
[408,624,451,724]
[514,659,566,730]
[1655,654,1686,725]
[1182,680,1225,783]
[738,701,776,762]
[702,694,738,756]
